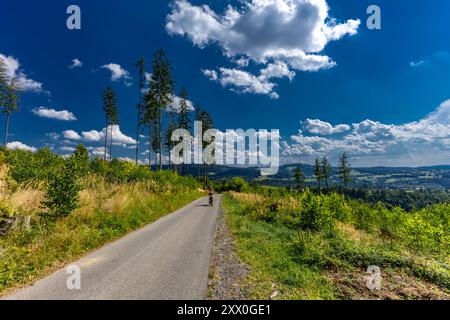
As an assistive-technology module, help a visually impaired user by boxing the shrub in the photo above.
[72,144,90,176]
[298,191,336,231]
[42,158,83,220]
[5,148,65,184]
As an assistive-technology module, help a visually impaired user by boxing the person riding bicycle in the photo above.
[208,186,214,206]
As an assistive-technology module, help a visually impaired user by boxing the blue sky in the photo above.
[1,0,450,167]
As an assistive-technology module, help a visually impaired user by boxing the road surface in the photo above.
[4,195,221,300]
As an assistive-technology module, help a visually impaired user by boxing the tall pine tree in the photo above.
[293,164,305,192]
[0,58,9,136]
[338,152,352,189]
[177,87,191,175]
[321,157,332,190]
[147,50,174,171]
[102,87,119,161]
[314,158,323,192]
[3,78,19,146]
[198,109,213,188]
[134,58,145,165]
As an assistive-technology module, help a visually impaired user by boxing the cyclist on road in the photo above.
[208,186,214,206]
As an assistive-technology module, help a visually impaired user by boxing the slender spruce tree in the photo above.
[147,50,174,171]
[3,78,19,146]
[293,164,305,192]
[177,87,191,175]
[338,152,352,189]
[0,58,9,135]
[165,111,176,171]
[198,109,213,189]
[195,105,203,182]
[134,58,145,165]
[314,158,323,192]
[102,87,118,161]
[321,157,332,190]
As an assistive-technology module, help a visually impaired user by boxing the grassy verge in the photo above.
[0,177,203,296]
[223,194,336,299]
[223,193,450,300]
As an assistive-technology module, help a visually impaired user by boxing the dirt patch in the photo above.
[328,268,450,300]
[208,206,251,300]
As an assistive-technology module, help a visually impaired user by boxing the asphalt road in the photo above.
[5,195,220,300]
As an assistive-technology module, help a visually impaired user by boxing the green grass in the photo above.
[223,195,337,299]
[222,193,450,300]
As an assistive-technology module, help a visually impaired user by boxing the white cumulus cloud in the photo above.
[303,119,351,135]
[282,99,450,167]
[63,125,137,145]
[166,0,360,98]
[32,107,77,121]
[63,130,82,140]
[101,63,132,86]
[0,53,47,93]
[6,141,37,152]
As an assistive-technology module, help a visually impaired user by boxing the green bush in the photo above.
[2,148,64,185]
[298,191,337,231]
[42,158,83,220]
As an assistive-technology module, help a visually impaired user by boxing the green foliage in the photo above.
[0,57,8,108]
[224,193,450,299]
[72,144,90,175]
[298,191,338,231]
[177,86,191,131]
[0,200,14,219]
[338,152,352,188]
[344,188,450,211]
[320,157,332,189]
[231,186,450,255]
[2,147,65,185]
[214,177,250,193]
[102,87,119,126]
[42,157,83,220]
[293,164,305,191]
[144,49,174,170]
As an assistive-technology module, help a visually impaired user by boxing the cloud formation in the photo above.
[69,58,83,69]
[6,141,37,152]
[0,53,46,93]
[202,61,295,99]
[166,0,360,98]
[282,99,450,167]
[32,107,77,121]
[101,63,132,86]
[63,125,137,145]
[302,119,350,135]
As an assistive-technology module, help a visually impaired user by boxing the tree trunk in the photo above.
[109,125,113,161]
[104,123,109,161]
[135,113,140,165]
[159,111,163,171]
[204,162,208,189]
[4,113,10,147]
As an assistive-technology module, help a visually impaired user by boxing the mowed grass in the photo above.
[0,177,203,296]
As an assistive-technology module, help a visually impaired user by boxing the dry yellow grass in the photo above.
[8,189,44,214]
[229,191,265,204]
[336,221,369,243]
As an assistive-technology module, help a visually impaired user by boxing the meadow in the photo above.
[222,185,450,299]
[0,146,204,295]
